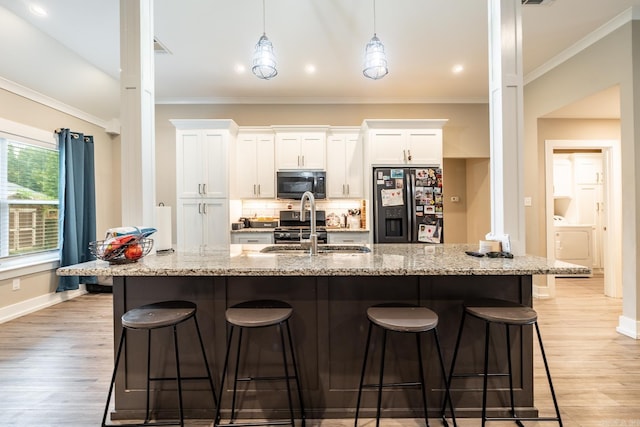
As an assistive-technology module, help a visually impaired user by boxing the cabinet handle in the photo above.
[347,184,350,195]
[403,149,407,163]
[202,184,206,195]
[253,184,257,195]
[203,203,207,214]
[342,184,345,195]
[297,155,301,166]
[247,239,259,243]
[407,150,412,161]
[198,184,202,195]
[198,203,202,214]
[302,155,305,166]
[257,184,261,196]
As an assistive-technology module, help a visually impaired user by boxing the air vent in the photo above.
[153,37,172,55]
[522,0,555,4]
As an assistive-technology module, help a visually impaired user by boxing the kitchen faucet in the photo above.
[300,191,318,255]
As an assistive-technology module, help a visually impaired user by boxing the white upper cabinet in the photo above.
[574,153,604,185]
[363,119,447,166]
[174,122,236,199]
[327,131,363,198]
[274,127,327,170]
[235,132,275,198]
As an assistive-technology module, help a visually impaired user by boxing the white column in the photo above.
[120,0,156,226]
[487,0,525,255]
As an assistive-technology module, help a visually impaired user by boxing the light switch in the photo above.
[524,197,532,207]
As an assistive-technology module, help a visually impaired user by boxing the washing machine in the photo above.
[554,218,593,276]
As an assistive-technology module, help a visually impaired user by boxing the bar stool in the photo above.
[445,299,562,426]
[214,300,305,427]
[101,300,217,427]
[354,303,457,427]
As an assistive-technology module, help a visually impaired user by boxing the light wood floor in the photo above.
[1,276,639,426]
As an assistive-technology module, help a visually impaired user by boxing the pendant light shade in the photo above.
[363,0,388,80]
[252,0,277,80]
[252,33,277,79]
[363,34,388,80]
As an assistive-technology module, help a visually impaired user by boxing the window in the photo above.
[0,120,59,265]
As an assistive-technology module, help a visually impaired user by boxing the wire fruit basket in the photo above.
[89,236,154,264]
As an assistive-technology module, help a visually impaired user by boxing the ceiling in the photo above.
[0,0,637,123]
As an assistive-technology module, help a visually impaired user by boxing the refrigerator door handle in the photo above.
[408,171,416,242]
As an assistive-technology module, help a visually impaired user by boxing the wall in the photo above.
[0,88,119,312]
[156,103,491,244]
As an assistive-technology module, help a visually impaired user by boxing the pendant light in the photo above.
[363,0,388,80]
[252,0,277,80]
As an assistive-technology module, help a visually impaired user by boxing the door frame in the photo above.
[543,139,621,298]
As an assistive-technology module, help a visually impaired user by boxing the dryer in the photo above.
[554,223,593,276]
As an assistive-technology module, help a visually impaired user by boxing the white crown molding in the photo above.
[0,76,110,130]
[155,96,489,105]
[524,7,636,85]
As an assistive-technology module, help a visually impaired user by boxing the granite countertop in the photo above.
[56,243,590,277]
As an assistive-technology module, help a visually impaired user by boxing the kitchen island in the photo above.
[57,243,588,421]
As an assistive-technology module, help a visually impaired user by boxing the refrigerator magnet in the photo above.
[391,169,404,178]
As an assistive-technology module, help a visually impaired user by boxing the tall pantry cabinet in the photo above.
[172,119,238,247]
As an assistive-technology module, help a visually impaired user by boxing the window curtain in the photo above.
[56,129,97,292]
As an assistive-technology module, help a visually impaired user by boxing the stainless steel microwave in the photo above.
[276,171,326,200]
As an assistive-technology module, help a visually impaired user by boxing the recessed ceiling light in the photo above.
[452,64,464,74]
[28,3,47,17]
[304,64,316,74]
[234,64,246,74]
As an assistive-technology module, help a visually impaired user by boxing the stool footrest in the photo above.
[236,375,296,382]
[149,375,212,382]
[450,372,510,378]
[216,420,293,427]
[362,381,422,389]
[104,421,184,427]
[486,416,560,422]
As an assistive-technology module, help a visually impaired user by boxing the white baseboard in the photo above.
[0,286,87,324]
[617,315,640,339]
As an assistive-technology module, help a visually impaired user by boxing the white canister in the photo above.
[347,216,361,229]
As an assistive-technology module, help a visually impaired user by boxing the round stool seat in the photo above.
[121,300,196,330]
[367,304,439,332]
[464,299,537,325]
[226,299,293,328]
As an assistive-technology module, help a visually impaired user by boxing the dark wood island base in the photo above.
[110,274,534,421]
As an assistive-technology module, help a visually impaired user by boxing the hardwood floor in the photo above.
[0,276,638,426]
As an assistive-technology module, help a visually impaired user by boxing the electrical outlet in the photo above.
[12,278,20,291]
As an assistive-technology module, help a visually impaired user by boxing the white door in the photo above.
[406,131,442,165]
[176,131,205,198]
[203,200,229,245]
[177,199,204,247]
[370,131,405,164]
[202,130,228,198]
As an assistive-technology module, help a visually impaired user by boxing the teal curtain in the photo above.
[57,129,97,292]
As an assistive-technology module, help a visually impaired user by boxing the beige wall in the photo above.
[0,88,119,309]
[155,103,491,244]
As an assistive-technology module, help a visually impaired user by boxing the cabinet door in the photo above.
[176,199,204,247]
[202,199,229,245]
[574,153,603,184]
[231,233,274,244]
[235,135,260,198]
[300,134,326,169]
[255,136,275,197]
[276,135,302,169]
[176,131,205,198]
[326,136,348,198]
[406,130,442,165]
[202,130,228,198]
[344,135,363,197]
[370,131,405,164]
[327,231,369,244]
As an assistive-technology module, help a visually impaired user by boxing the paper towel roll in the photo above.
[155,206,172,252]
[479,240,501,253]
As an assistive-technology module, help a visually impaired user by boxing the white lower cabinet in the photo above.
[177,199,229,247]
[327,231,370,244]
[231,232,274,244]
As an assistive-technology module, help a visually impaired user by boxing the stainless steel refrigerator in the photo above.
[373,167,443,243]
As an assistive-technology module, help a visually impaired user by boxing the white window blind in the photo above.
[0,127,60,260]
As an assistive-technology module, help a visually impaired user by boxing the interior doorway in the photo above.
[544,139,622,298]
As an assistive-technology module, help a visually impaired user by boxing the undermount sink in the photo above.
[259,244,372,254]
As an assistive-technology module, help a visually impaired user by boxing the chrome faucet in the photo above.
[300,191,318,255]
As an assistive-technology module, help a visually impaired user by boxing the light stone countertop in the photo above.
[56,243,590,277]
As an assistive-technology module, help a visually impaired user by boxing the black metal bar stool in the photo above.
[101,300,217,427]
[445,299,562,426]
[354,303,457,427]
[214,300,305,427]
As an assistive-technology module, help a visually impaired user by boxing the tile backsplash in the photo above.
[230,199,367,228]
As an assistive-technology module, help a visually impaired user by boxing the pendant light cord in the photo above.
[262,0,266,36]
[373,0,377,35]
